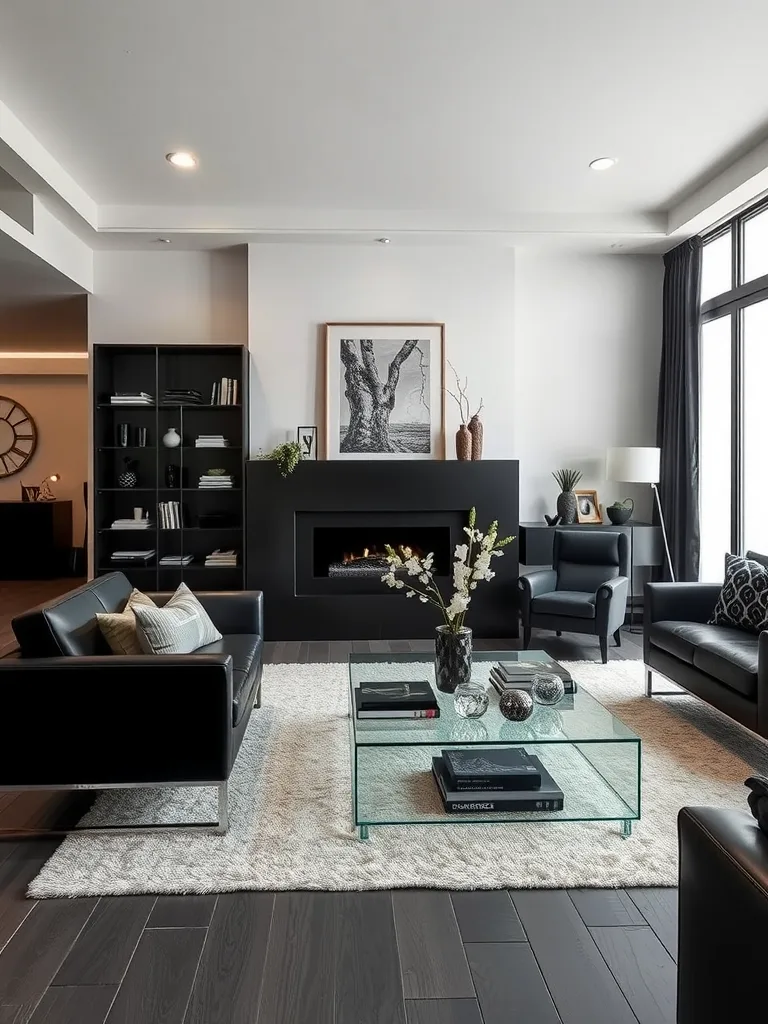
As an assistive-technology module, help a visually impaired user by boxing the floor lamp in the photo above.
[606,447,676,583]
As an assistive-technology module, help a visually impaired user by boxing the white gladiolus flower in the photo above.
[423,552,434,570]
[419,595,429,603]
[383,574,397,588]
[446,593,470,619]
[453,562,471,593]
[454,543,469,562]
[395,579,405,589]
[419,573,430,585]
[406,590,416,598]
[404,557,422,576]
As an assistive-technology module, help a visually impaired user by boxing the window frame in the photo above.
[700,195,768,559]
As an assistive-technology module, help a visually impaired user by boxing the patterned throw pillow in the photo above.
[709,553,768,634]
[133,582,222,655]
[96,588,157,655]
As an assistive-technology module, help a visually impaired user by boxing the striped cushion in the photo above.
[134,583,222,655]
[96,588,157,656]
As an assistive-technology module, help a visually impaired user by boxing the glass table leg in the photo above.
[359,824,369,841]
[621,819,632,839]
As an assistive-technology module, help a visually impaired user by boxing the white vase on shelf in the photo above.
[162,427,181,448]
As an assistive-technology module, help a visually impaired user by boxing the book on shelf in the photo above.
[157,501,182,529]
[210,378,239,405]
[159,554,194,566]
[204,549,238,566]
[357,679,436,711]
[354,690,439,719]
[432,756,563,812]
[110,549,155,562]
[441,748,542,792]
[110,518,152,530]
[495,658,574,685]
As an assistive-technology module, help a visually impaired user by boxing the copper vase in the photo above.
[455,425,472,460]
[468,414,483,460]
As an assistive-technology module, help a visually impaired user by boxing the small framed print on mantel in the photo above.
[297,426,318,461]
[575,489,602,524]
[324,322,445,460]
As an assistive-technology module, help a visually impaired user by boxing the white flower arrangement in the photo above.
[381,507,514,633]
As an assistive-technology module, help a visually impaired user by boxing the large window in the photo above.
[700,199,768,579]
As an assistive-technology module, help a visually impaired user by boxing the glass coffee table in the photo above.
[348,650,640,840]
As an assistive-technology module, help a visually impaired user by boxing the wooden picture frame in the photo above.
[323,323,445,460]
[575,489,602,524]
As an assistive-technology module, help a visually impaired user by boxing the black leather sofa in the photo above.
[0,572,264,833]
[644,580,767,739]
[678,805,768,1023]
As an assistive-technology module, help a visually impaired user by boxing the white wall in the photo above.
[514,251,663,522]
[248,244,515,456]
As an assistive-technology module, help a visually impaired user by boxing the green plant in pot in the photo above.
[258,441,302,477]
[606,497,634,525]
[552,468,582,524]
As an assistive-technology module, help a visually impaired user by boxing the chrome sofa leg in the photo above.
[217,781,229,835]
[645,667,653,697]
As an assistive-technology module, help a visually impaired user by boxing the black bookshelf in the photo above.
[93,344,249,591]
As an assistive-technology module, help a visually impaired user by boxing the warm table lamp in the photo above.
[605,447,675,582]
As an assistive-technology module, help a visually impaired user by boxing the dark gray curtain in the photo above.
[656,236,702,581]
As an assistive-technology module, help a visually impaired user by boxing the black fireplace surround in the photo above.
[246,460,519,640]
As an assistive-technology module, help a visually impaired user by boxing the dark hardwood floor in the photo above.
[0,581,674,1023]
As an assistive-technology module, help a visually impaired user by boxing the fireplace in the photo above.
[246,460,519,640]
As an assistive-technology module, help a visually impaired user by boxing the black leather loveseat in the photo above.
[0,572,264,833]
[644,580,768,740]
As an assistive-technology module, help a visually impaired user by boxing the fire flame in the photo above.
[342,544,422,564]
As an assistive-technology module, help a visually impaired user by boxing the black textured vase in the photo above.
[434,625,473,693]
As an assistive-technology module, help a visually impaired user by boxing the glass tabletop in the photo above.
[349,650,639,747]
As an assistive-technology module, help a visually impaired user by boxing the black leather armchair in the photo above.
[0,572,264,833]
[678,806,768,1023]
[518,529,629,663]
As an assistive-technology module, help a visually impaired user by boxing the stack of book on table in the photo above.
[110,517,152,530]
[432,748,564,813]
[199,473,233,489]
[204,549,238,567]
[195,435,229,448]
[489,658,576,694]
[159,553,194,566]
[109,392,153,406]
[354,679,439,719]
[110,549,155,564]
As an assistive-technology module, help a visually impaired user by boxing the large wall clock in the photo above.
[0,396,37,478]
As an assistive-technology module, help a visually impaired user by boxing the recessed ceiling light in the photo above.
[154,237,172,244]
[589,157,617,171]
[166,151,198,170]
[376,237,391,244]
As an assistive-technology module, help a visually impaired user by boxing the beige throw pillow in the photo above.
[96,588,157,656]
[133,582,222,655]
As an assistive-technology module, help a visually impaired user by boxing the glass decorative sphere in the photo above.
[531,673,565,706]
[453,681,489,719]
[498,688,534,722]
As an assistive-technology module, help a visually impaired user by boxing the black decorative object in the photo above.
[745,776,768,835]
[0,396,37,477]
[116,423,130,447]
[434,625,472,693]
[553,469,582,525]
[118,458,138,488]
[606,498,634,525]
[498,688,534,721]
[544,513,561,527]
[165,463,179,488]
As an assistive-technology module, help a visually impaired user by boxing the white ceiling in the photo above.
[0,0,767,222]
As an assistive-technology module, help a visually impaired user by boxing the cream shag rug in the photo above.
[29,659,768,897]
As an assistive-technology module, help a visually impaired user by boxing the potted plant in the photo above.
[380,507,514,692]
[552,468,582,524]
[606,497,634,525]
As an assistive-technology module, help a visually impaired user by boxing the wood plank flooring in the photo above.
[0,581,677,1023]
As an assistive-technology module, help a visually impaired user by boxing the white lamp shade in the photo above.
[606,446,660,484]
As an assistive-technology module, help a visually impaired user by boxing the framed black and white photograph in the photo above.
[297,425,318,461]
[575,489,602,524]
[324,323,445,460]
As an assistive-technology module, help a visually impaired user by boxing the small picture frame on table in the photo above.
[297,426,318,461]
[575,489,602,524]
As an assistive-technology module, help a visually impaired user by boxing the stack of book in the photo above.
[110,517,152,530]
[162,389,203,406]
[354,680,439,719]
[159,553,194,566]
[205,549,238,567]
[432,749,564,813]
[158,501,182,528]
[199,473,233,489]
[195,434,229,448]
[109,392,153,406]
[110,549,155,564]
[210,378,239,405]
[489,658,576,695]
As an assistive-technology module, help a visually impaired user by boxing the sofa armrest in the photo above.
[678,806,768,1023]
[596,576,629,635]
[517,570,557,625]
[0,654,234,786]
[759,632,768,737]
[149,590,264,636]
[644,582,721,624]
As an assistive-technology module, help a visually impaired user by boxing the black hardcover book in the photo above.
[357,679,437,710]
[354,690,440,719]
[432,756,564,813]
[442,748,541,791]
[496,658,574,687]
